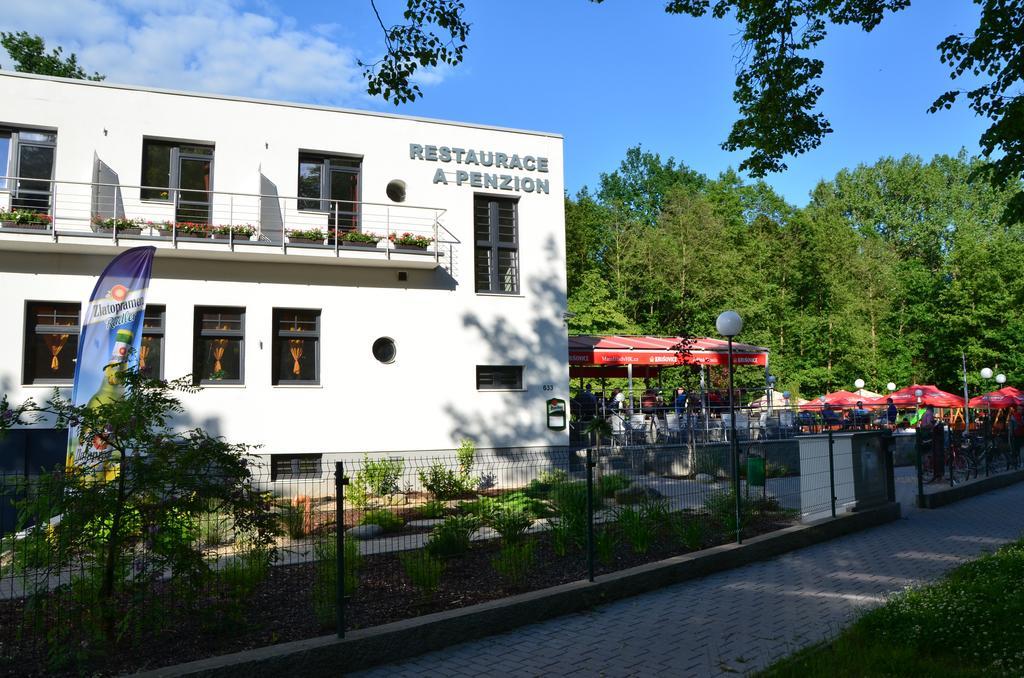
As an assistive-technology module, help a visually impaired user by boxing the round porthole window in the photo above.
[386,179,407,203]
[372,337,397,364]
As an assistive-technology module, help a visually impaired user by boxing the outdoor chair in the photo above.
[628,414,651,445]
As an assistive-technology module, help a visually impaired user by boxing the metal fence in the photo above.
[912,424,1022,499]
[0,438,893,675]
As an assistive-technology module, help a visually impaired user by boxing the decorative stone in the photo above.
[346,524,383,540]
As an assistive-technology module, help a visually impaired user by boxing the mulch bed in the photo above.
[1,511,794,677]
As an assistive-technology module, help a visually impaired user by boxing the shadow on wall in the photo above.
[443,234,570,450]
[92,155,125,221]
[0,251,457,292]
[259,172,284,244]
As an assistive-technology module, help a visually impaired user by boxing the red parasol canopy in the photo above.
[568,335,769,371]
[968,386,1024,409]
[798,390,865,410]
[866,384,965,408]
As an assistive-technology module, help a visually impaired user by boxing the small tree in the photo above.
[0,31,105,80]
[0,369,278,657]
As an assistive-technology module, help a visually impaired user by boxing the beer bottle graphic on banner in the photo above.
[72,329,133,479]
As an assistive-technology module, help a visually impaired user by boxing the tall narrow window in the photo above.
[474,195,519,294]
[24,302,80,384]
[272,309,320,385]
[297,153,361,232]
[9,129,57,212]
[193,307,244,385]
[140,305,165,380]
[141,139,214,223]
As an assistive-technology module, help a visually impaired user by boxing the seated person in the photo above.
[851,401,871,427]
[898,417,911,430]
[822,404,842,427]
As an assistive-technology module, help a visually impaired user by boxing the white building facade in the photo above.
[0,73,571,478]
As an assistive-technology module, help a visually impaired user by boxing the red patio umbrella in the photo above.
[968,386,1024,409]
[798,390,864,410]
[874,384,965,408]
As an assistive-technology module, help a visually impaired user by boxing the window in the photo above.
[474,195,519,294]
[271,453,323,481]
[140,305,165,380]
[141,139,214,223]
[476,365,524,391]
[272,309,320,385]
[298,153,361,231]
[5,129,57,212]
[24,302,80,384]
[193,307,244,385]
[372,337,396,364]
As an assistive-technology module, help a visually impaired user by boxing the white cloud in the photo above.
[0,0,444,107]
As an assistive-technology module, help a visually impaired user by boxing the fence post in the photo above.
[827,429,836,518]
[914,428,925,507]
[335,461,347,639]
[585,446,595,583]
[985,418,992,477]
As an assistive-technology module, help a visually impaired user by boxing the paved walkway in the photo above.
[353,475,1024,677]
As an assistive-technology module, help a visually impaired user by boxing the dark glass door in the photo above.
[176,156,212,223]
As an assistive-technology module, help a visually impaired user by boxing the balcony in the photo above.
[0,177,452,270]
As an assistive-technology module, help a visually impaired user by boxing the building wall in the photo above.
[0,74,570,456]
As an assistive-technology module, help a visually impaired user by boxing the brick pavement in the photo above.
[352,476,1024,677]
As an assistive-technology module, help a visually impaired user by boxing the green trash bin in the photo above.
[747,455,766,495]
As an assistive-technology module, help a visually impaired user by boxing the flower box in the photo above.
[1,220,51,231]
[394,243,429,252]
[288,237,323,245]
[97,226,143,236]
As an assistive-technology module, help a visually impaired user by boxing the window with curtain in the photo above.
[193,307,244,385]
[140,305,165,380]
[474,195,519,294]
[24,302,80,384]
[272,308,320,385]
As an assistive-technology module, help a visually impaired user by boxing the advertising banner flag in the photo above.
[66,246,156,476]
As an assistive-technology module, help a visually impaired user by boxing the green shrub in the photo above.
[459,492,547,521]
[417,499,446,519]
[456,438,476,478]
[595,527,619,565]
[549,479,589,549]
[198,510,233,547]
[219,544,272,597]
[312,534,361,628]
[418,462,467,501]
[359,456,405,499]
[488,506,533,544]
[524,469,568,498]
[359,509,404,532]
[598,473,632,498]
[425,515,479,558]
[550,520,571,557]
[704,490,752,533]
[278,502,310,539]
[673,515,705,551]
[616,504,655,554]
[400,551,444,597]
[492,541,534,587]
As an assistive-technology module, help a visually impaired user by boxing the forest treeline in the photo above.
[565,147,1024,400]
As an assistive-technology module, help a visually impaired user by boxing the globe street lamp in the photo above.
[766,374,777,417]
[716,310,743,544]
[854,378,865,391]
[887,382,897,392]
[997,373,1007,386]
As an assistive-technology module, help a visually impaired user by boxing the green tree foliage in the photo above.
[365,2,1024,224]
[361,0,469,104]
[1,31,104,80]
[565,146,1022,399]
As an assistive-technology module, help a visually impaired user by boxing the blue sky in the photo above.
[1,0,988,205]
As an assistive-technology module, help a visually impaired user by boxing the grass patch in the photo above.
[759,537,1024,677]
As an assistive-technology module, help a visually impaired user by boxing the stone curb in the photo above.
[918,469,1024,509]
[139,502,901,677]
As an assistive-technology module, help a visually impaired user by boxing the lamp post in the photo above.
[887,382,896,392]
[766,375,776,417]
[981,368,994,433]
[716,309,743,544]
[854,378,865,392]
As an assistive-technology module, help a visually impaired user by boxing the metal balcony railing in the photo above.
[0,176,455,265]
